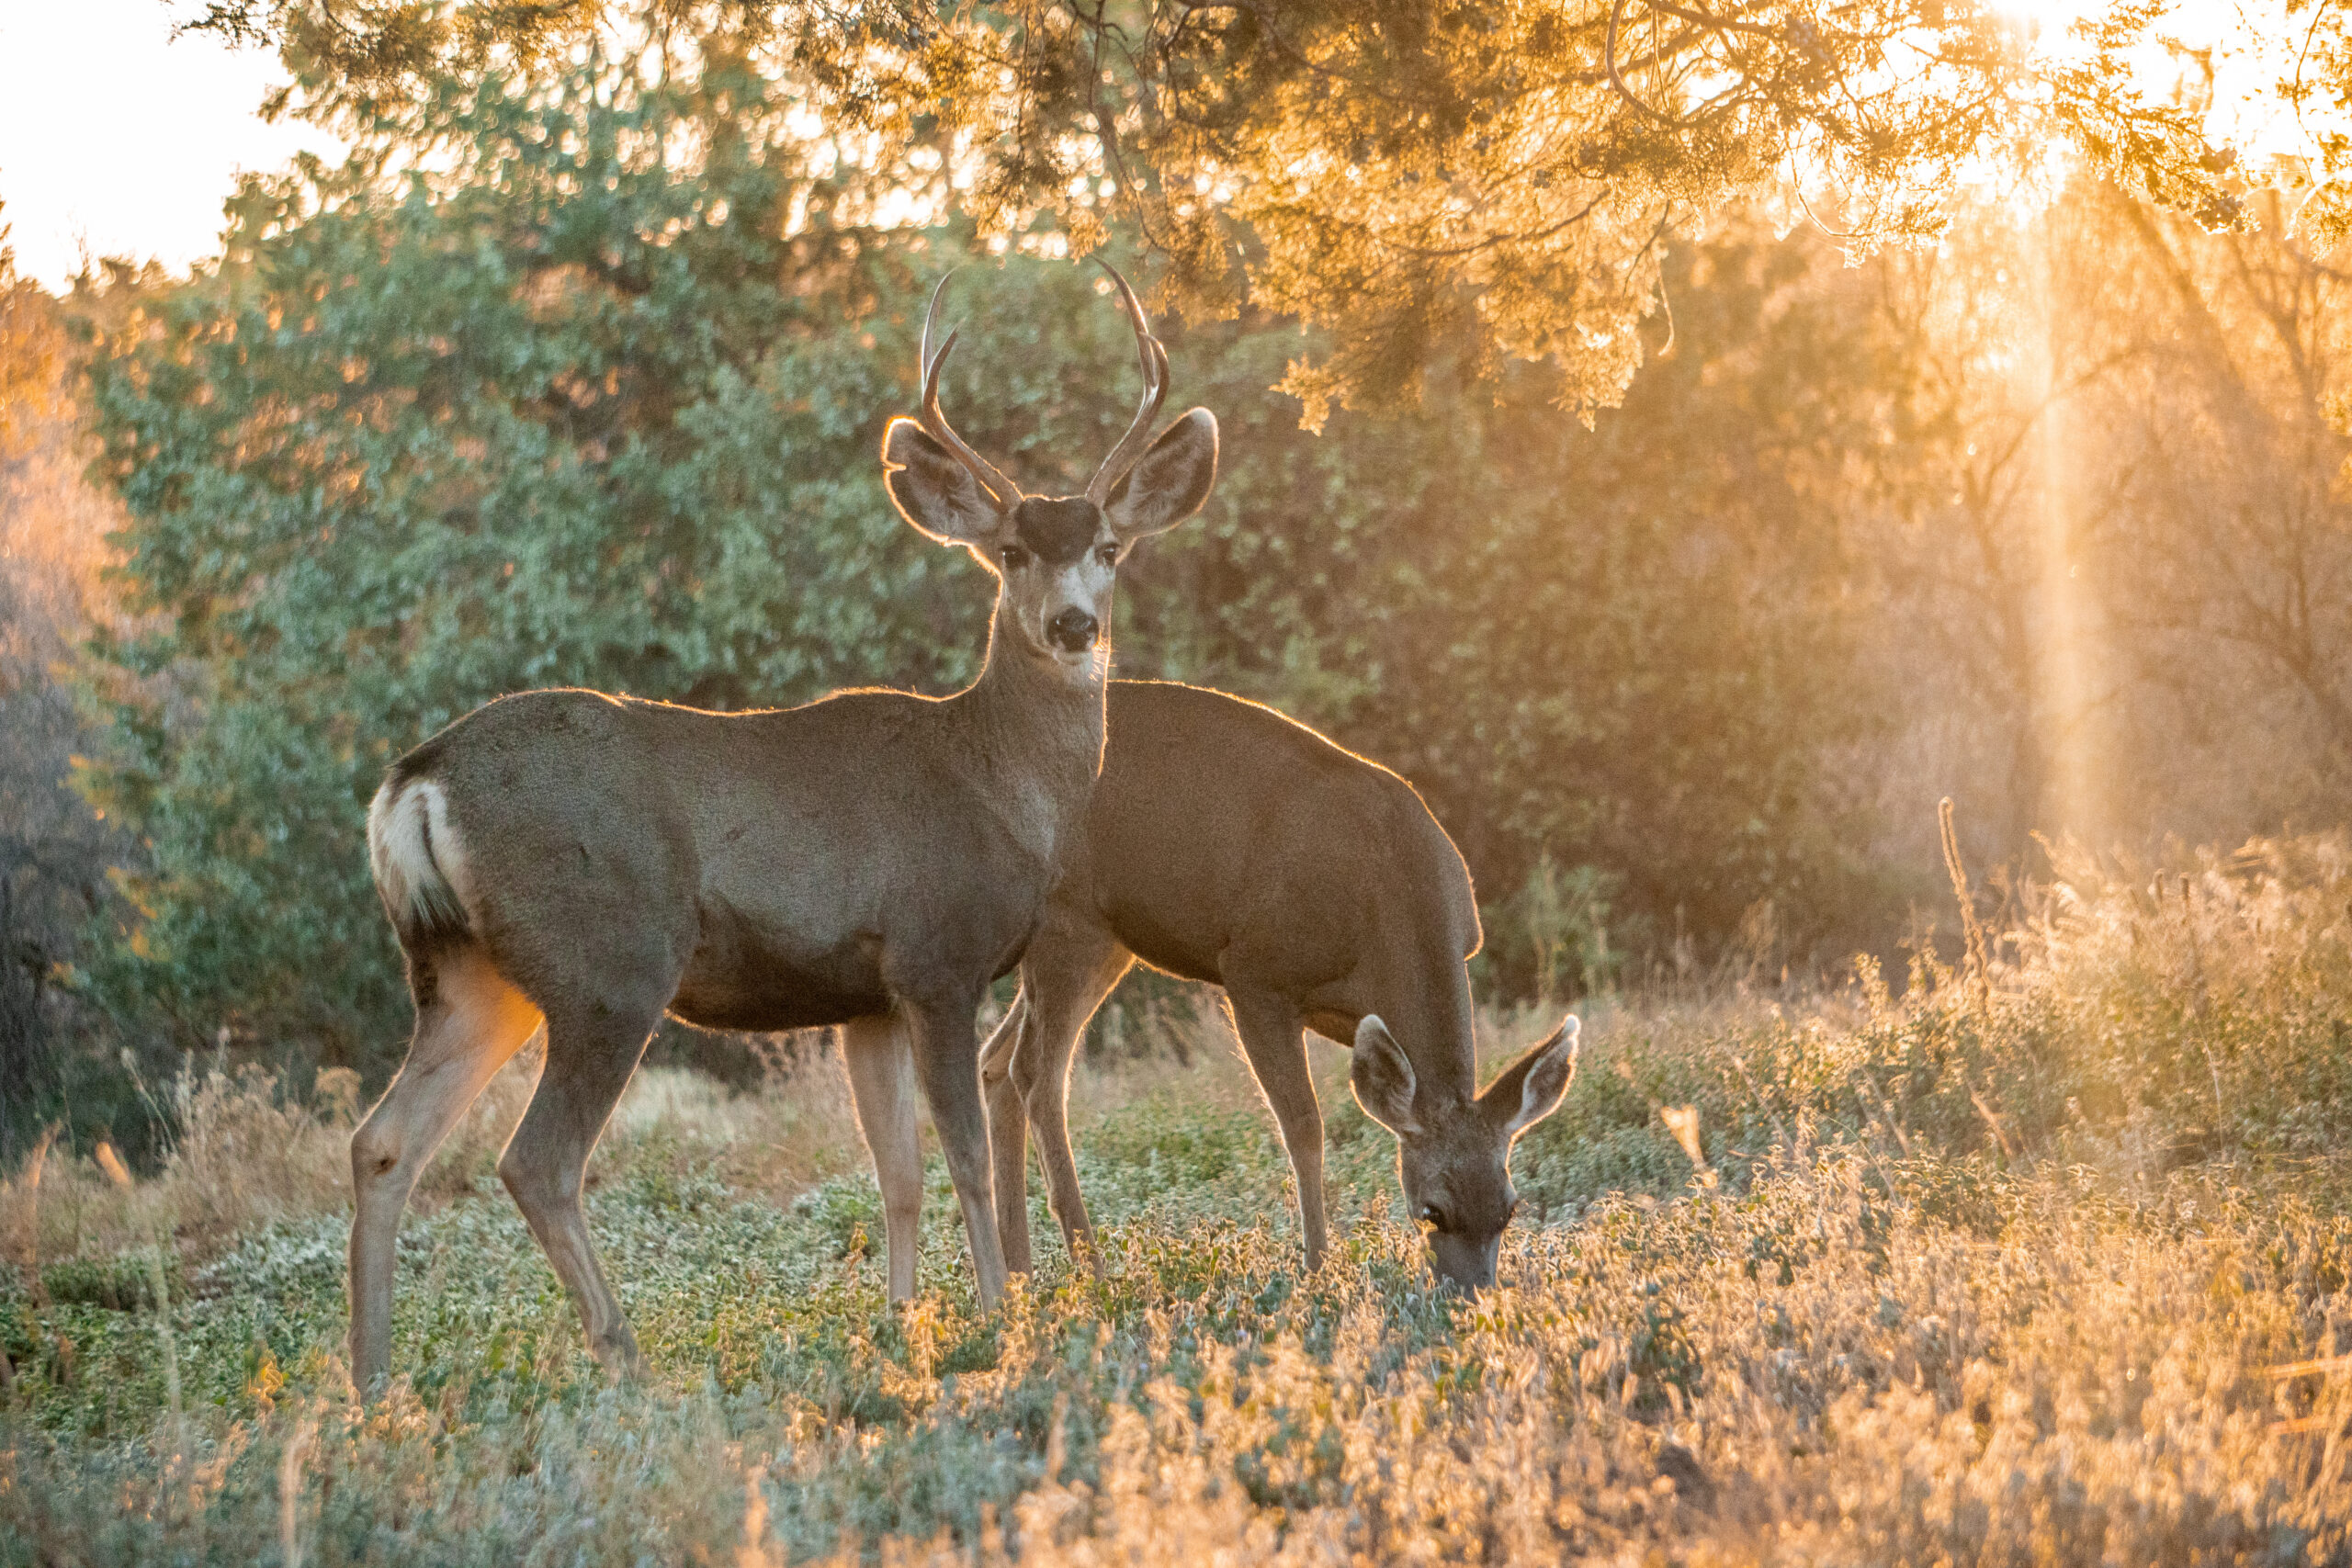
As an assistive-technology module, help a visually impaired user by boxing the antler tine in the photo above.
[917,269,1020,510]
[1085,259,1172,507]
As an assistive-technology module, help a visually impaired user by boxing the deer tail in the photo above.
[367,773,475,948]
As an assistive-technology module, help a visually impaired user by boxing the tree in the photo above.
[1857,200,2120,858]
[1336,213,1900,958]
[2065,183,2352,823]
[176,0,2244,422]
[76,41,1005,1066]
[1825,182,2352,874]
[0,225,129,1152]
[80,19,1933,1066]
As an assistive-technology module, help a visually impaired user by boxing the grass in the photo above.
[4,837,2351,1563]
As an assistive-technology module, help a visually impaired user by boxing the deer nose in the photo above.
[1430,1231,1501,1296]
[1046,606,1099,653]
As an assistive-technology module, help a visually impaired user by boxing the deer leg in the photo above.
[842,1013,923,1301]
[497,999,660,1379]
[348,944,543,1393]
[902,996,1008,1308]
[1225,984,1329,1274]
[979,987,1035,1274]
[1009,936,1133,1275]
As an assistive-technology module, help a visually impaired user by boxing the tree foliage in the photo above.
[79,43,977,1062]
[178,0,2246,422]
[0,232,127,1152]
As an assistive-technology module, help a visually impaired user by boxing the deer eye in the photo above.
[1001,544,1030,570]
[1419,1203,1445,1231]
[1096,542,1120,568]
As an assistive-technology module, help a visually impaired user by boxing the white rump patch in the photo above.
[366,776,476,936]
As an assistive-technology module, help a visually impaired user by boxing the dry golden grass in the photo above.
[10,1134,2344,1565]
[0,1040,876,1292]
[4,839,2350,1564]
[3,1066,354,1276]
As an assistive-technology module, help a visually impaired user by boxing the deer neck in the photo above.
[950,597,1108,865]
[1385,961,1482,1105]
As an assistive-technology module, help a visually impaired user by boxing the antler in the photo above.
[919,271,1022,510]
[1084,260,1171,508]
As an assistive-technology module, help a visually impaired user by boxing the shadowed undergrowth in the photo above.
[4,837,2350,1562]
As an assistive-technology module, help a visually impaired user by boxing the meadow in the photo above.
[4,835,2350,1564]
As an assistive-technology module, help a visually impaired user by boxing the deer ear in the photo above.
[1480,1016,1579,1138]
[882,418,1003,547]
[1103,409,1217,540]
[1351,1015,1422,1134]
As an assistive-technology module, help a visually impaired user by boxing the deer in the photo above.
[843,680,1579,1299]
[346,265,1219,1390]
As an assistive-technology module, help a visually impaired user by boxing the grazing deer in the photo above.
[347,267,1218,1389]
[848,681,1578,1296]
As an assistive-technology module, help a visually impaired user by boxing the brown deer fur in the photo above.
[849,681,1578,1297]
[346,274,1216,1390]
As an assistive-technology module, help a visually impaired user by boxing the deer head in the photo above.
[1351,1013,1579,1292]
[879,264,1218,683]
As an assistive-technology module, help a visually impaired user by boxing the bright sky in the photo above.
[0,0,343,290]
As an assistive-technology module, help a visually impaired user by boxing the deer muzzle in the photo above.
[1430,1229,1503,1296]
[1046,606,1100,654]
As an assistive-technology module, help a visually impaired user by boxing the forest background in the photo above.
[3,0,2350,1156]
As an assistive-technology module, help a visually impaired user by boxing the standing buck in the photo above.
[348,268,1217,1389]
[851,682,1578,1297]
